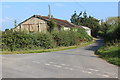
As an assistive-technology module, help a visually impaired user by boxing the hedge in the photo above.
[2,29,93,51]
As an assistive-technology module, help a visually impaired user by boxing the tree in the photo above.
[47,20,57,33]
[105,17,120,40]
[83,11,87,18]
[70,11,78,25]
[5,29,9,32]
[70,11,100,37]
[14,20,17,27]
[98,17,120,42]
[106,17,119,25]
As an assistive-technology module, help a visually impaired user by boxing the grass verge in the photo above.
[2,41,94,54]
[95,45,120,66]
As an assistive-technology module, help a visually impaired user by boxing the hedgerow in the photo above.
[2,29,93,51]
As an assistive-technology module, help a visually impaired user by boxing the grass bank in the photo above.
[95,45,120,66]
[2,41,94,54]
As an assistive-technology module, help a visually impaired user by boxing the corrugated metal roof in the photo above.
[17,15,83,29]
[34,15,76,28]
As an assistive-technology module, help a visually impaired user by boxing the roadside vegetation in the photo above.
[2,10,120,67]
[70,11,120,66]
[95,17,120,66]
[70,11,100,37]
[2,27,93,54]
[95,45,120,66]
[2,41,93,54]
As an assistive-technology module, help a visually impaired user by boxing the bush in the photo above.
[2,28,93,51]
[47,20,57,33]
[77,28,93,41]
[2,31,34,51]
[52,31,79,46]
[52,31,70,46]
[34,32,55,49]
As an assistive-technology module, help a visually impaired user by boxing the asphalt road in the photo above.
[2,39,118,78]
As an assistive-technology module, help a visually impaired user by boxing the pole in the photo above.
[48,5,51,18]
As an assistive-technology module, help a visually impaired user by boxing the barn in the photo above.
[14,15,91,36]
[14,15,77,33]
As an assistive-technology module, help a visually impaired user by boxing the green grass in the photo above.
[1,41,94,54]
[95,45,120,66]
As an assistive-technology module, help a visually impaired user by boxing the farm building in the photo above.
[14,15,76,32]
[81,26,91,36]
[14,15,91,36]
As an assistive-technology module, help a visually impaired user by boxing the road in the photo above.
[2,39,118,78]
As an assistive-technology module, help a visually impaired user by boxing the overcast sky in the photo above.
[1,2,118,31]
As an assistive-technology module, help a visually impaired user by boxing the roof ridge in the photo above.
[17,15,77,28]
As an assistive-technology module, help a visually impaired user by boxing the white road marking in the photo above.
[69,68,73,70]
[64,67,74,71]
[102,75,110,77]
[96,73,110,78]
[89,68,99,71]
[104,72,116,75]
[45,64,51,66]
[88,72,92,74]
[61,64,66,66]
[82,70,92,74]
[54,65,62,68]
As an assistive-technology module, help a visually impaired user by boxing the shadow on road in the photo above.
[50,39,104,58]
[84,39,104,51]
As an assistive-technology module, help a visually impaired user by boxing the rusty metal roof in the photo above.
[33,15,78,28]
[17,15,81,28]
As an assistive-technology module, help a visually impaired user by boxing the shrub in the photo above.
[77,28,93,41]
[2,31,34,51]
[2,28,93,51]
[34,32,55,49]
[52,31,71,46]
[52,30,92,46]
[47,20,57,33]
[52,31,80,46]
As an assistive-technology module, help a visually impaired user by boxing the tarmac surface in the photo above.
[2,39,118,78]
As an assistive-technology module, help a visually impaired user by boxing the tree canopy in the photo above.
[70,11,100,37]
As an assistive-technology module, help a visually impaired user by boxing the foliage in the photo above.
[77,28,93,41]
[33,32,55,49]
[5,29,9,32]
[2,30,34,51]
[95,45,120,66]
[106,17,119,24]
[70,11,120,66]
[47,20,57,33]
[2,29,93,51]
[95,17,120,66]
[52,29,92,47]
[2,41,94,54]
[14,20,17,27]
[70,11,100,37]
[98,17,120,42]
[52,31,78,46]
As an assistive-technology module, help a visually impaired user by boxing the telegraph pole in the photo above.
[48,5,51,18]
